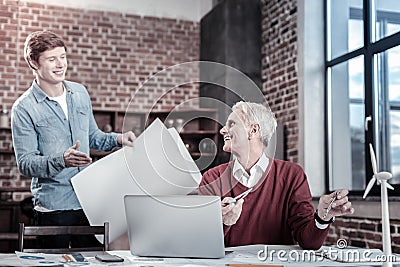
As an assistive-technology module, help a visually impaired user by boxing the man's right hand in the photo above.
[221,197,244,226]
[63,140,92,167]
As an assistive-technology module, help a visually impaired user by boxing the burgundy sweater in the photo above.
[199,159,329,250]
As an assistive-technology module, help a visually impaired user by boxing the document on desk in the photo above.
[71,118,202,242]
[14,252,65,266]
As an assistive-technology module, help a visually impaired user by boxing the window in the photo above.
[326,0,400,195]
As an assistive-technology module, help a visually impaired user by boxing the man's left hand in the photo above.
[317,189,355,222]
[117,131,136,147]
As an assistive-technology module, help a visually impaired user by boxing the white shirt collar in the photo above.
[233,153,269,188]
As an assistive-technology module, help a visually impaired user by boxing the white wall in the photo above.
[297,0,326,196]
[22,0,213,21]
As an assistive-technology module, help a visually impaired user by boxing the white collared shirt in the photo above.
[233,153,269,188]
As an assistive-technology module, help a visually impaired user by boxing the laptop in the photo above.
[123,195,225,259]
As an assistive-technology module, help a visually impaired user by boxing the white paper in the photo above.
[71,118,202,242]
[15,252,65,266]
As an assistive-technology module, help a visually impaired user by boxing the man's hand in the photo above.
[63,140,92,167]
[117,131,136,147]
[221,197,244,226]
[317,189,355,221]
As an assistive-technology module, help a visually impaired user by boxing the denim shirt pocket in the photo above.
[76,108,90,131]
[35,117,58,143]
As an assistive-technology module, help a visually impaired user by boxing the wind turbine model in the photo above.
[363,143,394,267]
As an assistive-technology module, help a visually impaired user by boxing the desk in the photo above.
[1,245,399,267]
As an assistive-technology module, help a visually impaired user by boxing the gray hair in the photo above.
[232,101,277,146]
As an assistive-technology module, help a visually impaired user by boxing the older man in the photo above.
[199,101,354,250]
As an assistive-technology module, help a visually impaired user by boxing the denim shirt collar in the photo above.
[31,80,73,103]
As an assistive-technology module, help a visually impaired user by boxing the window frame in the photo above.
[325,0,400,196]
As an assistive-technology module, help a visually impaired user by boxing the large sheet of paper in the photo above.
[71,118,202,242]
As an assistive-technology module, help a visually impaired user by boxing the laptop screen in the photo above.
[124,195,225,259]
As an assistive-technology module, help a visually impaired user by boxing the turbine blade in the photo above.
[363,177,376,199]
[369,143,378,174]
[387,183,394,190]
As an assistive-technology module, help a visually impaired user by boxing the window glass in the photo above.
[374,0,400,41]
[329,56,365,191]
[387,23,400,38]
[327,0,400,195]
[376,45,400,184]
[349,19,363,54]
[329,0,363,60]
[388,45,400,102]
[390,111,400,183]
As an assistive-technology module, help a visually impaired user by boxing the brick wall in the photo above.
[0,0,200,200]
[261,0,298,162]
[260,0,400,253]
[326,217,400,253]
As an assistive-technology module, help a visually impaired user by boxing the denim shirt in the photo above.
[11,80,120,210]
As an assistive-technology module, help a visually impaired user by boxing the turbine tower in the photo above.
[363,143,394,267]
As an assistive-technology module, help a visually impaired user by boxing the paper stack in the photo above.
[72,118,202,242]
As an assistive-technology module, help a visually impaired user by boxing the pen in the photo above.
[62,254,73,262]
[323,191,337,219]
[227,187,253,205]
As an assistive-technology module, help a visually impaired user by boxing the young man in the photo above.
[199,101,354,250]
[11,30,136,248]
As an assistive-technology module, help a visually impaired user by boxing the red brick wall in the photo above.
[0,0,200,200]
[326,217,400,253]
[261,0,298,162]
